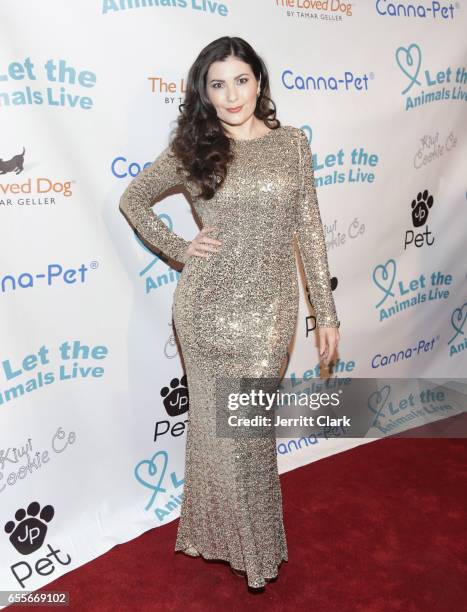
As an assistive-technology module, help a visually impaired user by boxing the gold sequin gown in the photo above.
[119,124,340,588]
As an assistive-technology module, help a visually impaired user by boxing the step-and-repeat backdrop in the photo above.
[1,0,465,598]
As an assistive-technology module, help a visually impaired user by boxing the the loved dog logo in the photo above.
[0,147,25,175]
[0,146,74,203]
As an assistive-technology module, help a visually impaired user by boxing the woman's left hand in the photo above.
[318,326,340,367]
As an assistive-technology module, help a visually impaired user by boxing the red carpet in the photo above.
[14,435,466,611]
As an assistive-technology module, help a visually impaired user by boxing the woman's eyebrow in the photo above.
[209,73,250,83]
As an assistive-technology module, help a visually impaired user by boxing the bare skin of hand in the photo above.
[185,226,222,259]
[318,326,340,367]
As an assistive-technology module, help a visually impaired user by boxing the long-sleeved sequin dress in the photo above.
[119,124,340,588]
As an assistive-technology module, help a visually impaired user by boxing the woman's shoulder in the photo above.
[280,124,307,140]
[278,125,308,148]
[280,124,300,133]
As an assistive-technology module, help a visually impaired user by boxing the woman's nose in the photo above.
[226,87,238,102]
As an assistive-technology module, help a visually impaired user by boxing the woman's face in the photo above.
[206,55,259,133]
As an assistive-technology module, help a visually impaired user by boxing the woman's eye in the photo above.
[211,78,248,89]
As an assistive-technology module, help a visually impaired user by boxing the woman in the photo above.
[119,36,340,590]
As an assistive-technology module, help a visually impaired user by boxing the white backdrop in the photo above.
[1,0,466,598]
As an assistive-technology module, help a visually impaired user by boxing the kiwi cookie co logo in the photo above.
[0,146,74,201]
[4,500,72,588]
[404,188,435,250]
[395,43,466,111]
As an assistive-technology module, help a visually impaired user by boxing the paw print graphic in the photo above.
[160,374,189,417]
[4,501,55,555]
[411,189,434,227]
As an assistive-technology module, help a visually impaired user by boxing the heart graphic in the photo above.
[448,302,467,344]
[373,259,396,308]
[395,43,422,95]
[135,450,168,511]
[367,385,391,428]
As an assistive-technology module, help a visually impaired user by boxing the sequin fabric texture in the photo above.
[119,125,340,588]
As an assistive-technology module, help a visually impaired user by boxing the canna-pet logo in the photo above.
[376,1,459,21]
[0,146,74,202]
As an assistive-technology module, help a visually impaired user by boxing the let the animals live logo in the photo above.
[395,42,466,111]
[372,260,452,323]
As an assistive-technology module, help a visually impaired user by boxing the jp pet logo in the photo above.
[0,147,74,200]
[4,501,54,555]
[153,375,190,442]
[404,188,435,249]
[372,259,452,322]
[395,43,466,110]
[161,374,189,417]
[447,303,467,358]
[4,501,72,588]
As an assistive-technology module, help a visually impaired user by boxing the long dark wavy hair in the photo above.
[169,36,280,200]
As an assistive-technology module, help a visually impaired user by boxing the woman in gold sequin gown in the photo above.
[119,37,340,589]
